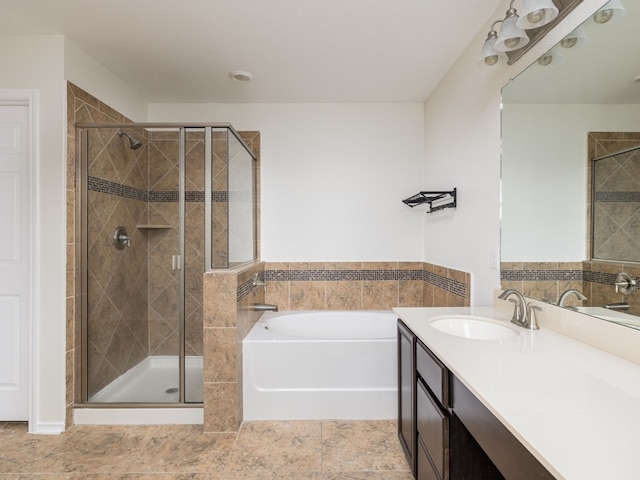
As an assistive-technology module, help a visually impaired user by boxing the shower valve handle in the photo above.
[113,226,131,250]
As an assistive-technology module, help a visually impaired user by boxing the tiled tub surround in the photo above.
[263,262,470,311]
[202,261,470,432]
[202,262,266,433]
[501,261,640,315]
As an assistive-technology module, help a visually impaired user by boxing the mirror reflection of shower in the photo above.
[117,128,143,150]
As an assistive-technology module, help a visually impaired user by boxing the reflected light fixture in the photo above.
[516,0,559,29]
[537,46,561,66]
[480,20,505,66]
[559,25,588,48]
[494,0,530,53]
[593,0,626,24]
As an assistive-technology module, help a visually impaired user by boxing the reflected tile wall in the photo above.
[501,261,640,315]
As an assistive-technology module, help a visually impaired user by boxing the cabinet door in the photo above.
[417,380,448,479]
[417,436,441,480]
[397,320,415,473]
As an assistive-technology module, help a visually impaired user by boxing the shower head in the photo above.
[117,129,143,150]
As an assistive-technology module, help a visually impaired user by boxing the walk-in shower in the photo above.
[76,124,257,407]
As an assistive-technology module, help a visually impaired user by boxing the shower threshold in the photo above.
[75,356,203,425]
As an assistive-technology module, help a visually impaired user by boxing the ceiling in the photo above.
[0,0,503,103]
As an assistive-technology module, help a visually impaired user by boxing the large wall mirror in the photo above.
[501,0,640,329]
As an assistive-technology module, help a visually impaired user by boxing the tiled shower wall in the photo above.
[68,83,129,423]
[590,132,640,262]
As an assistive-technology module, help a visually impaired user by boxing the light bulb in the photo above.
[527,9,546,24]
[538,54,553,66]
[593,8,613,23]
[560,37,577,48]
[485,55,499,66]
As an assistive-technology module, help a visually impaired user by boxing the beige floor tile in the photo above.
[321,421,410,474]
[222,421,322,477]
[0,419,407,479]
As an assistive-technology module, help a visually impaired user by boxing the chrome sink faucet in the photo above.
[498,289,541,330]
[558,289,587,310]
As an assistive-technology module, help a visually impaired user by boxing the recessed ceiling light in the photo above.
[229,70,253,82]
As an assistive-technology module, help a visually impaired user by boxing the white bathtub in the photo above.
[242,310,398,420]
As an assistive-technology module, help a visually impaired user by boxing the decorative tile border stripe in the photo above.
[501,268,640,287]
[88,176,147,202]
[88,176,230,203]
[583,270,620,286]
[595,191,640,202]
[501,269,584,282]
[262,269,467,299]
[237,272,265,302]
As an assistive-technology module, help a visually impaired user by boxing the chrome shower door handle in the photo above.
[113,226,131,250]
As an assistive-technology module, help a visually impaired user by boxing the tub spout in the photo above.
[254,303,278,312]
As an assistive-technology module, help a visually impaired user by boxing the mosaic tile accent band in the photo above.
[595,191,640,202]
[235,268,468,301]
[88,176,229,203]
[501,269,584,282]
[500,267,639,286]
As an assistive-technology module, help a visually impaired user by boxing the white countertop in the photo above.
[394,306,640,480]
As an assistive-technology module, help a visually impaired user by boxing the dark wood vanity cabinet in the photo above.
[397,319,555,480]
[397,320,416,475]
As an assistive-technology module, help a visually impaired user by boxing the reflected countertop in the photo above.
[394,306,640,480]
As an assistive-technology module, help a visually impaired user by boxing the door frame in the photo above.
[0,89,39,432]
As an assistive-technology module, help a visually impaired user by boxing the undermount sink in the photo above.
[430,315,520,340]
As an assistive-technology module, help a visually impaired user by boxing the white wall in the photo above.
[502,103,640,262]
[0,35,67,433]
[148,103,426,261]
[421,0,607,305]
[64,39,147,121]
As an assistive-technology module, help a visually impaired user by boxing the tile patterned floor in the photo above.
[0,420,413,479]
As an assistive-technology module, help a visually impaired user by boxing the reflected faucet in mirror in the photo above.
[558,289,587,310]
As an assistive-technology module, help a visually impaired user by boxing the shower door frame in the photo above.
[76,122,257,407]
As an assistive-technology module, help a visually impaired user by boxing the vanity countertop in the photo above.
[394,306,640,480]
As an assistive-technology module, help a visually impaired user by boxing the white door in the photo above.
[0,101,30,420]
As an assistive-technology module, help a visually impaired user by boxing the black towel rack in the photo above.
[402,188,457,214]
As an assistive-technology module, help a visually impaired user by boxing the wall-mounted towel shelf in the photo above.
[402,188,457,214]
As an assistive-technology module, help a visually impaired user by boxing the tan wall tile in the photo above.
[326,281,362,310]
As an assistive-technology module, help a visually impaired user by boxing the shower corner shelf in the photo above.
[137,224,172,230]
[402,188,457,214]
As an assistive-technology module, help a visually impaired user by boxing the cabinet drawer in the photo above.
[417,380,448,479]
[417,435,441,480]
[416,340,448,407]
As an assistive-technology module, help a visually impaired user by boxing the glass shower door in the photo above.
[83,126,182,403]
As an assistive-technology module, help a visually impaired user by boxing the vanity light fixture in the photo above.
[593,0,626,24]
[494,1,530,52]
[559,25,588,48]
[480,20,506,65]
[516,0,559,29]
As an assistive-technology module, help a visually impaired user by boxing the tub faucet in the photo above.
[558,289,587,310]
[498,289,540,329]
[254,303,278,312]
[252,273,266,294]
